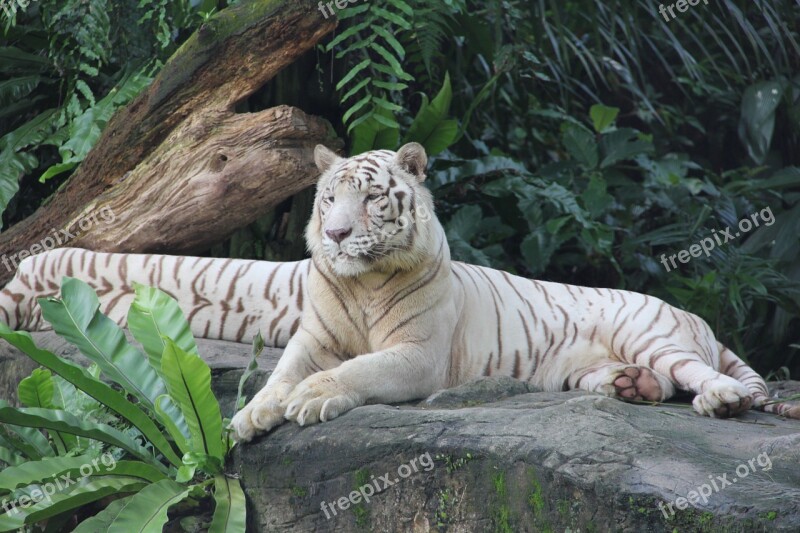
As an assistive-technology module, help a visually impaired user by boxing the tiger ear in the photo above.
[395,142,428,182]
[314,144,342,174]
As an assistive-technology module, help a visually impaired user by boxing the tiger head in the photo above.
[307,143,437,277]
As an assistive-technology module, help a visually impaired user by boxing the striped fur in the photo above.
[1,143,796,442]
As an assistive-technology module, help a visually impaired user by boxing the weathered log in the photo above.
[0,0,340,283]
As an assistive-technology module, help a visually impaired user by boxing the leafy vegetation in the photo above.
[2,0,799,377]
[0,279,255,531]
[0,0,224,228]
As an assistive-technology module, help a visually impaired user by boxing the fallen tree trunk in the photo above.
[0,0,340,284]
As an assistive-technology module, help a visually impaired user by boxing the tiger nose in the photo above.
[325,227,352,243]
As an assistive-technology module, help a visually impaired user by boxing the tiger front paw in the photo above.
[230,389,288,442]
[692,382,752,418]
[282,371,362,426]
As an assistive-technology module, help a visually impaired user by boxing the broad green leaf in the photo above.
[0,324,182,468]
[175,464,196,483]
[0,476,147,532]
[599,128,653,168]
[37,161,77,183]
[0,454,93,493]
[589,104,619,133]
[209,475,246,533]
[403,72,458,155]
[71,496,132,533]
[155,395,191,456]
[738,80,785,164]
[521,230,560,276]
[0,402,53,460]
[123,284,194,450]
[235,332,264,414]
[581,175,614,217]
[0,445,23,466]
[0,456,167,494]
[0,75,42,107]
[0,108,55,152]
[51,374,83,412]
[107,479,191,533]
[561,123,598,168]
[350,107,399,155]
[0,406,167,473]
[161,340,224,460]
[127,283,198,369]
[38,278,168,414]
[18,368,55,409]
[0,95,45,121]
[0,47,49,71]
[181,451,222,472]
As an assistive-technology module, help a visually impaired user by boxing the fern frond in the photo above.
[326,0,416,147]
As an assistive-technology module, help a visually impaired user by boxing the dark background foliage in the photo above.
[2,0,799,376]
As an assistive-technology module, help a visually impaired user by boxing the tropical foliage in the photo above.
[2,1,799,373]
[0,0,221,227]
[0,279,256,531]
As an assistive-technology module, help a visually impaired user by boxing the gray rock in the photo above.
[235,387,800,532]
[422,376,539,408]
[2,333,800,532]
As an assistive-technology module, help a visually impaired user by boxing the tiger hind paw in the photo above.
[597,365,673,402]
[692,382,752,418]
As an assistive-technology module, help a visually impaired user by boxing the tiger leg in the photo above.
[719,343,800,419]
[568,362,675,402]
[231,329,341,441]
[643,347,753,418]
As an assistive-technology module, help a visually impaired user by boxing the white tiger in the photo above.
[1,143,796,442]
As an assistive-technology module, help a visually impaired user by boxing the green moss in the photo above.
[352,504,369,529]
[556,499,570,520]
[658,505,776,533]
[526,468,544,515]
[698,512,714,528]
[351,468,371,529]
[493,471,506,498]
[290,485,307,498]
[436,489,453,528]
[525,468,553,532]
[495,505,513,533]
[354,469,370,487]
[491,471,513,533]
